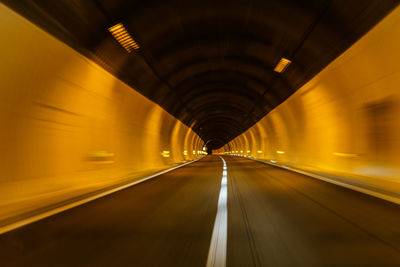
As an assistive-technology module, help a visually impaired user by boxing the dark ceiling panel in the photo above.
[3,0,398,148]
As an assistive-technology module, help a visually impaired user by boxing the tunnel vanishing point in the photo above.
[1,0,400,266]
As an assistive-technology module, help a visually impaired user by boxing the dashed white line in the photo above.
[206,156,228,267]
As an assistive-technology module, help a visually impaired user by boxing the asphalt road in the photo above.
[226,156,400,266]
[1,155,400,266]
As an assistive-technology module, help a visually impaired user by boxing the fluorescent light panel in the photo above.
[108,23,139,52]
[274,57,291,73]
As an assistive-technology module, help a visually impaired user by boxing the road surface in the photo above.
[1,155,400,266]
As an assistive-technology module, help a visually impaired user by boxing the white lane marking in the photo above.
[0,157,205,235]
[206,156,228,267]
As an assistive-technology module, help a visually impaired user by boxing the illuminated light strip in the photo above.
[206,156,228,267]
[274,57,291,73]
[108,23,140,52]
[333,152,359,157]
[161,150,170,157]
[0,157,205,235]
[276,150,285,154]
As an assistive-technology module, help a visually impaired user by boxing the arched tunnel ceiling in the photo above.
[4,0,398,149]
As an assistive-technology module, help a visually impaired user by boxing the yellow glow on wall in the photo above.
[216,5,400,184]
[170,120,190,162]
[276,151,285,154]
[143,106,163,166]
[0,3,203,223]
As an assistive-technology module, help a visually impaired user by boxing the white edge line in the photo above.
[0,157,205,235]
[235,155,400,205]
[206,156,228,267]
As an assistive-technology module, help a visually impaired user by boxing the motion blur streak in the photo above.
[1,0,400,266]
[1,155,400,266]
[0,3,203,226]
[215,5,400,200]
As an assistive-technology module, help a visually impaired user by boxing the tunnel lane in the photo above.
[0,156,223,267]
[226,156,400,266]
[1,155,400,266]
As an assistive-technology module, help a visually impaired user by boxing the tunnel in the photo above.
[1,0,400,266]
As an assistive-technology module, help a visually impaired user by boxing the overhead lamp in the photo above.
[108,23,139,52]
[274,57,291,73]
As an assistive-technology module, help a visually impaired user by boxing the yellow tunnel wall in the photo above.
[0,4,203,222]
[216,6,400,180]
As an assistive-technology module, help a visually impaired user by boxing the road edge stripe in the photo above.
[0,157,204,235]
[239,156,400,205]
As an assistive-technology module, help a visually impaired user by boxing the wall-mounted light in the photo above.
[161,150,170,157]
[274,57,291,73]
[108,23,139,52]
[276,151,285,154]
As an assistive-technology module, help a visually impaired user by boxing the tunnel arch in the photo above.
[3,0,397,151]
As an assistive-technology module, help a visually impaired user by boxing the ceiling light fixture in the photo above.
[108,23,139,52]
[274,57,291,73]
